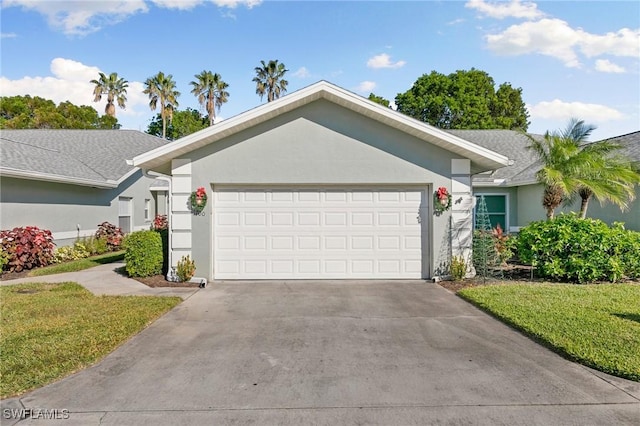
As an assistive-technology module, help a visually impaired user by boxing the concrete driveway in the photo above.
[4,281,639,425]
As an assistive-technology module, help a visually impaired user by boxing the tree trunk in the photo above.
[578,188,593,219]
[161,108,167,140]
[546,207,555,220]
[208,97,215,126]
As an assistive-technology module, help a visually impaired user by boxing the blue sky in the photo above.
[1,0,638,141]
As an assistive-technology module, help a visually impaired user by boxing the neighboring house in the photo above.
[133,81,509,281]
[448,129,640,232]
[0,130,169,246]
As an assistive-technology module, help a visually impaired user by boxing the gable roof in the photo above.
[0,130,167,188]
[133,81,510,173]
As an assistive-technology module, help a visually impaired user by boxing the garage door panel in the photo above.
[213,187,427,279]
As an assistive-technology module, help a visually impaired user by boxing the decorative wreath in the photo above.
[434,186,452,213]
[190,187,207,214]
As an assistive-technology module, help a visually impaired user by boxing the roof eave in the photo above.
[0,168,117,188]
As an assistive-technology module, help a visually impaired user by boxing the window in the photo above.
[475,194,507,230]
[118,197,132,233]
[144,199,151,221]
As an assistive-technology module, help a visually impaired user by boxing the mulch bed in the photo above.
[132,274,199,288]
[0,270,31,281]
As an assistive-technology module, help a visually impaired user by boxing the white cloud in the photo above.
[366,53,406,69]
[151,0,261,10]
[355,81,376,93]
[2,0,148,36]
[3,0,262,35]
[465,0,544,20]
[1,32,17,38]
[486,18,640,68]
[595,59,626,74]
[0,58,148,121]
[447,18,465,26]
[528,99,624,122]
[292,67,310,78]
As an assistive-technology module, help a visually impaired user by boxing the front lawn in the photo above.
[0,282,181,397]
[27,251,125,277]
[459,283,640,381]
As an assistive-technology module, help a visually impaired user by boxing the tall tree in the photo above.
[189,70,229,126]
[146,108,208,141]
[143,71,180,140]
[90,72,128,117]
[395,68,530,130]
[368,93,391,108]
[253,60,288,102]
[527,119,640,220]
[0,95,119,129]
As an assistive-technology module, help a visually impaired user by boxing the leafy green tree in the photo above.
[395,68,530,130]
[0,95,119,129]
[527,119,640,219]
[253,60,288,102]
[368,93,391,107]
[189,70,229,126]
[90,72,128,117]
[146,108,208,140]
[143,71,180,139]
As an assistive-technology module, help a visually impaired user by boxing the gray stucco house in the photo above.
[0,130,169,246]
[133,81,510,281]
[449,129,640,232]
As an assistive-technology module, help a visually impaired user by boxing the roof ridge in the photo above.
[0,136,61,153]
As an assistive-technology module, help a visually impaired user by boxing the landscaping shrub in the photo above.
[152,214,168,230]
[176,255,196,282]
[52,242,90,264]
[0,226,55,272]
[95,222,124,251]
[518,214,640,283]
[450,255,466,281]
[78,235,109,256]
[0,249,9,271]
[124,230,163,277]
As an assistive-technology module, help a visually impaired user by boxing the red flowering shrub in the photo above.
[152,215,168,230]
[0,226,56,272]
[95,222,124,251]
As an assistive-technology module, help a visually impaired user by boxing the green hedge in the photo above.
[124,231,163,278]
[518,214,640,283]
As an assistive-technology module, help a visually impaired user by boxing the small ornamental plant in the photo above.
[434,186,452,213]
[152,214,168,230]
[176,255,196,282]
[190,187,207,214]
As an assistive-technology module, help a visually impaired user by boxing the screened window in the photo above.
[144,199,151,221]
[118,197,132,233]
[475,195,507,230]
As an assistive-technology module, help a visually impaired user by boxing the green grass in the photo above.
[0,282,181,397]
[28,251,125,277]
[459,283,640,381]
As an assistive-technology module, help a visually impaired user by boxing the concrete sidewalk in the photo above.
[0,262,199,299]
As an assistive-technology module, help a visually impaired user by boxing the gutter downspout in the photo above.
[142,169,173,281]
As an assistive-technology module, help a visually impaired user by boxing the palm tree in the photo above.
[143,72,180,140]
[528,118,640,219]
[574,142,640,218]
[527,119,595,219]
[253,60,288,102]
[90,72,128,117]
[189,70,229,126]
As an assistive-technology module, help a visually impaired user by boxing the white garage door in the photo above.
[213,187,428,279]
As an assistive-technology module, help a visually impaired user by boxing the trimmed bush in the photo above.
[518,214,640,283]
[95,222,124,252]
[124,230,163,278]
[0,226,56,272]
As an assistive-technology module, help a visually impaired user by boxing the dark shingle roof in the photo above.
[0,130,167,186]
[447,129,639,186]
[445,129,542,184]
